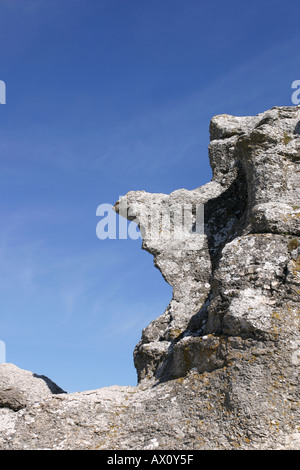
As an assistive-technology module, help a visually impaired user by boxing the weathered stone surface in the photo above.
[0,105,299,450]
[0,368,299,450]
[0,363,66,411]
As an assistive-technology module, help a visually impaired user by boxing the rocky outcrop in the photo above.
[0,105,299,450]
[115,105,300,386]
[0,363,65,411]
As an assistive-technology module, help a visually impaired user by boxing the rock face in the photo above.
[115,105,300,386]
[0,105,299,450]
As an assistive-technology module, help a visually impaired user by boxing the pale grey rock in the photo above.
[0,368,299,450]
[113,105,300,384]
[0,363,66,411]
[0,105,299,450]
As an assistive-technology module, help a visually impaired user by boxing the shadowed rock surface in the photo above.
[0,105,299,450]
[0,363,66,411]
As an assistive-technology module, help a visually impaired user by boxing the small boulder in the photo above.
[0,363,66,411]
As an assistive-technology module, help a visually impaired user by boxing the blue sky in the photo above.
[0,0,299,392]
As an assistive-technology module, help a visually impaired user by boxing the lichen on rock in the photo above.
[1,105,299,450]
[115,105,300,387]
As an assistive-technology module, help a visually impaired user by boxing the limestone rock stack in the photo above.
[1,106,299,450]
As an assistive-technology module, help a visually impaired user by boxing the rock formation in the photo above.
[0,363,65,411]
[0,105,299,450]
